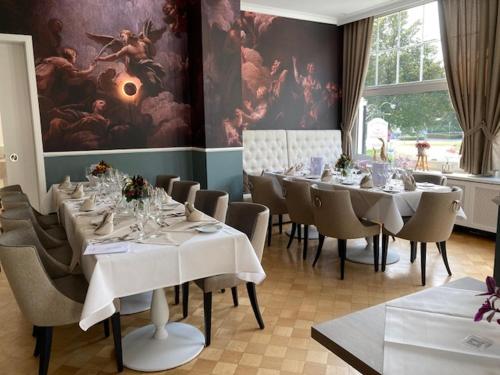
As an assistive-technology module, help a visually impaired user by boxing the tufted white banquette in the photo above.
[286,130,342,167]
[243,130,289,175]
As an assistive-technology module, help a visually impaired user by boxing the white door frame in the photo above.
[0,33,47,209]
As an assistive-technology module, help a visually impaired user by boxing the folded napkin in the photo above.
[295,162,304,172]
[59,175,71,189]
[284,166,295,176]
[161,189,173,204]
[320,167,333,182]
[360,174,374,188]
[185,202,204,222]
[403,174,417,191]
[71,183,85,198]
[94,212,114,236]
[81,193,96,211]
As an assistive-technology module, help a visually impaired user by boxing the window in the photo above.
[357,2,462,170]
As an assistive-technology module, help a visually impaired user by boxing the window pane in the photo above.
[423,41,445,80]
[377,13,399,51]
[400,6,423,47]
[377,50,397,85]
[360,91,462,165]
[423,2,440,41]
[365,54,376,87]
[399,45,421,83]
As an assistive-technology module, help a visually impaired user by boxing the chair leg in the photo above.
[103,319,110,338]
[111,313,123,372]
[338,239,347,280]
[382,234,389,272]
[278,214,283,234]
[38,326,53,375]
[297,224,302,243]
[410,241,417,263]
[303,225,309,260]
[436,242,442,254]
[391,235,396,241]
[182,282,189,319]
[246,282,265,329]
[440,241,452,276]
[373,235,380,272]
[313,234,325,267]
[231,286,239,307]
[174,285,180,305]
[420,242,427,286]
[33,328,40,357]
[203,292,212,346]
[32,325,37,337]
[267,215,272,246]
[287,223,296,249]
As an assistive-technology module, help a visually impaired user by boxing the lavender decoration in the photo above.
[474,276,500,325]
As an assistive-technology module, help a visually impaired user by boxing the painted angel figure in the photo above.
[87,20,167,96]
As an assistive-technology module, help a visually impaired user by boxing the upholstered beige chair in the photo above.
[248,174,287,246]
[310,186,380,279]
[171,180,200,205]
[382,187,462,285]
[0,184,22,201]
[155,174,180,195]
[0,229,123,375]
[282,178,315,259]
[183,202,269,346]
[413,173,447,186]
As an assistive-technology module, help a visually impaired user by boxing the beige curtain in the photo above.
[439,0,500,174]
[341,17,374,156]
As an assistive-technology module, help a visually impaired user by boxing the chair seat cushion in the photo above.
[46,226,67,240]
[52,274,88,303]
[47,244,73,266]
[37,214,59,228]
[194,274,243,293]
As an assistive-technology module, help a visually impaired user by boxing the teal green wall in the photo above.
[44,149,243,201]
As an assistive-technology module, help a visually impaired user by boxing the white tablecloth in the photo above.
[48,185,266,331]
[269,174,466,233]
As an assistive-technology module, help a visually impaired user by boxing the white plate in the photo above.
[196,223,223,233]
[341,181,355,185]
[417,182,435,187]
[382,188,398,193]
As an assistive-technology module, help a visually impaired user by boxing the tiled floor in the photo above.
[0,226,494,374]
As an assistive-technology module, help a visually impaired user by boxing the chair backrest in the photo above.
[310,185,369,240]
[413,173,447,186]
[0,184,22,197]
[226,202,269,261]
[397,187,463,242]
[282,178,314,225]
[0,231,82,326]
[248,174,286,214]
[194,190,229,222]
[1,192,30,210]
[0,220,68,278]
[171,180,200,205]
[155,175,181,195]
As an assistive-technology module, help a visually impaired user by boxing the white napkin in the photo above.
[185,202,204,222]
[59,175,71,189]
[360,174,374,188]
[403,174,417,191]
[161,189,173,204]
[295,163,304,172]
[81,193,96,211]
[320,168,333,182]
[94,212,114,235]
[71,183,85,198]
[284,166,295,176]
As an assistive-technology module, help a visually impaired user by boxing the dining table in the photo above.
[267,171,466,265]
[46,183,266,372]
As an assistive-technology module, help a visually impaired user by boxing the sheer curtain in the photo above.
[341,17,374,156]
[439,0,500,174]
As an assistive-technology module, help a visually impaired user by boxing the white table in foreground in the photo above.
[50,185,266,371]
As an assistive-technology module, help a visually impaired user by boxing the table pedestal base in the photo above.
[123,322,205,371]
[346,241,400,265]
[120,291,153,315]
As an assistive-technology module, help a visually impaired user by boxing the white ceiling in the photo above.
[241,0,430,25]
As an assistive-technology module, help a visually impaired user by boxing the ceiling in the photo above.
[241,0,428,25]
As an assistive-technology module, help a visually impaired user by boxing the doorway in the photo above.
[0,34,46,210]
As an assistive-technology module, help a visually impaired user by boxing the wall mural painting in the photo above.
[6,0,191,152]
[221,12,342,146]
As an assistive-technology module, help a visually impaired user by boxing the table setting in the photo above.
[44,162,266,372]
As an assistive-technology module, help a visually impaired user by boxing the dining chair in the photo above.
[0,229,123,375]
[171,180,200,205]
[182,202,269,346]
[248,174,287,246]
[155,174,180,195]
[282,178,315,260]
[0,184,23,201]
[413,173,447,186]
[310,185,381,279]
[381,187,462,286]
[175,189,229,312]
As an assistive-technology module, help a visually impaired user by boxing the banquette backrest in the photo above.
[286,130,343,166]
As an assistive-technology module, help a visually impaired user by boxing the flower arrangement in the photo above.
[335,153,352,170]
[122,175,150,202]
[415,141,431,150]
[474,276,500,325]
[91,160,111,176]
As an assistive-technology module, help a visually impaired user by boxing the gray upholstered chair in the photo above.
[0,184,22,201]
[0,228,123,375]
[381,187,463,285]
[282,178,315,259]
[310,186,380,278]
[182,202,269,346]
[171,180,200,205]
[248,174,287,246]
[155,174,180,195]
[413,173,447,186]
